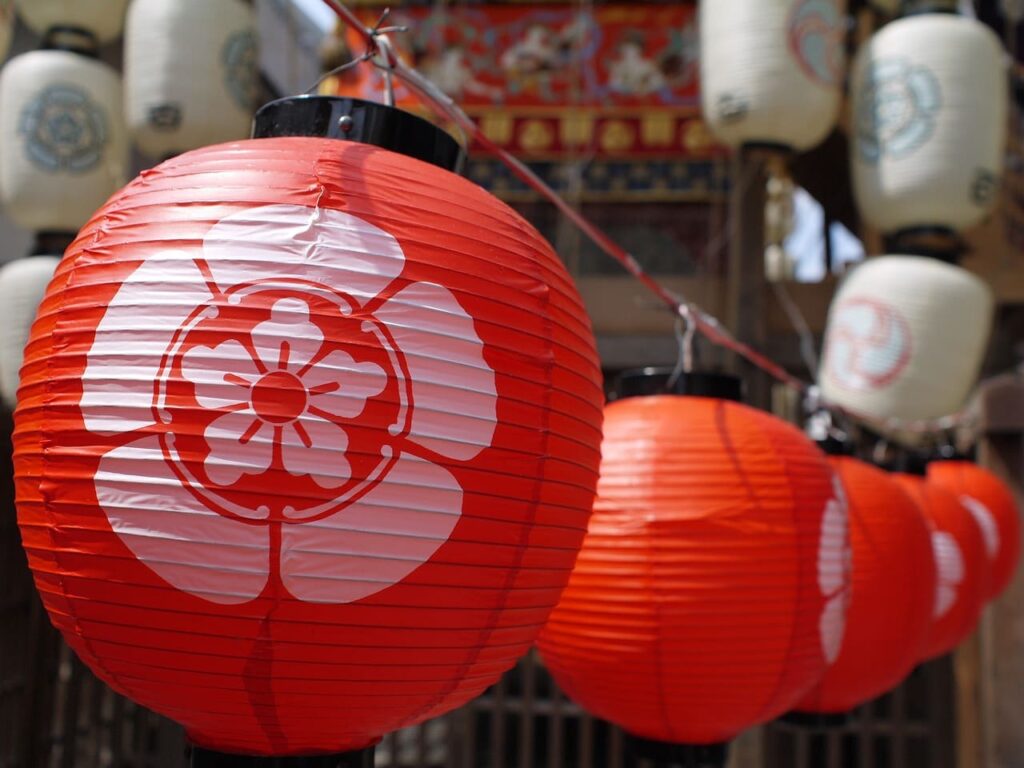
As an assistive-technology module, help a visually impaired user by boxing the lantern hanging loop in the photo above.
[305,50,374,95]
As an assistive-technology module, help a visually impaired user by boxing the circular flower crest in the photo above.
[818,473,851,664]
[81,204,498,605]
[825,297,912,392]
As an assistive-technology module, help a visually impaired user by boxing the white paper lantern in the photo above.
[851,14,1007,236]
[700,0,848,151]
[819,256,993,423]
[0,256,59,409]
[15,0,129,44]
[0,50,128,232]
[125,0,258,158]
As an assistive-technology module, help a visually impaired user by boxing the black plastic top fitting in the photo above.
[816,435,855,457]
[41,26,100,57]
[614,366,744,402]
[252,95,464,172]
[883,226,967,264]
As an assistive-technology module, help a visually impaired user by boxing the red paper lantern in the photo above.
[893,474,989,661]
[536,383,850,747]
[15,98,604,757]
[796,456,935,714]
[927,460,1021,600]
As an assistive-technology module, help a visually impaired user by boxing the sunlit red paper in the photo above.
[537,394,850,744]
[14,137,604,755]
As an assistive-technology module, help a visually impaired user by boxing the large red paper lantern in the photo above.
[536,373,850,751]
[796,456,935,714]
[928,460,1021,600]
[14,97,604,757]
[893,474,989,661]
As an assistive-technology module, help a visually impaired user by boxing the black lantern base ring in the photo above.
[626,735,729,768]
[190,746,374,768]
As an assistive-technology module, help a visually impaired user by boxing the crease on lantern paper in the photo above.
[82,203,497,605]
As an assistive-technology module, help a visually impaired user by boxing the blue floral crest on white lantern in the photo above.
[857,58,942,164]
[18,83,108,173]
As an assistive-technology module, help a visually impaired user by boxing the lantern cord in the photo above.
[770,279,819,378]
[318,0,973,439]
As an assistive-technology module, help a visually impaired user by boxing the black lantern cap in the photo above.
[627,736,729,768]
[778,710,854,728]
[614,367,743,402]
[31,230,77,257]
[252,96,464,172]
[816,435,855,457]
[883,226,968,264]
[190,746,373,768]
[880,449,929,477]
[41,26,100,57]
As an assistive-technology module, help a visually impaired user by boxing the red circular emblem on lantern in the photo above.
[825,297,913,391]
[537,395,849,745]
[15,138,604,755]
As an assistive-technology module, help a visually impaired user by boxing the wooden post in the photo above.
[974,371,1024,768]
[725,147,770,410]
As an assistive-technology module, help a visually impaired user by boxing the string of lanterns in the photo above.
[0,0,1019,765]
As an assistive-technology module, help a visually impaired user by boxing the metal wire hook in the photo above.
[667,306,697,390]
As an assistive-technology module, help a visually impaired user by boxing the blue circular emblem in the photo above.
[19,84,108,173]
[857,59,942,165]
[222,29,258,112]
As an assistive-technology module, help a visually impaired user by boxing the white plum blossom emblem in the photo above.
[931,531,965,618]
[81,204,498,605]
[818,474,851,664]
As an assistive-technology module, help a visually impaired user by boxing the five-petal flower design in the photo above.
[81,204,498,605]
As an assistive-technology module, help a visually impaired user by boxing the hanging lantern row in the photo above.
[539,367,1019,760]
[15,95,605,758]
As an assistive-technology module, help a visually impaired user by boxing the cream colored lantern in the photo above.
[0,50,128,232]
[819,256,993,423]
[699,0,848,151]
[851,14,1007,237]
[0,256,59,409]
[124,0,258,158]
[15,0,129,44]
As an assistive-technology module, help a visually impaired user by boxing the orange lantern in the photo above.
[15,97,605,759]
[893,472,989,660]
[927,460,1021,600]
[537,370,849,761]
[796,455,935,715]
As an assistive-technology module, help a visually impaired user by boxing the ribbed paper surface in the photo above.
[14,137,604,755]
[537,395,847,744]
